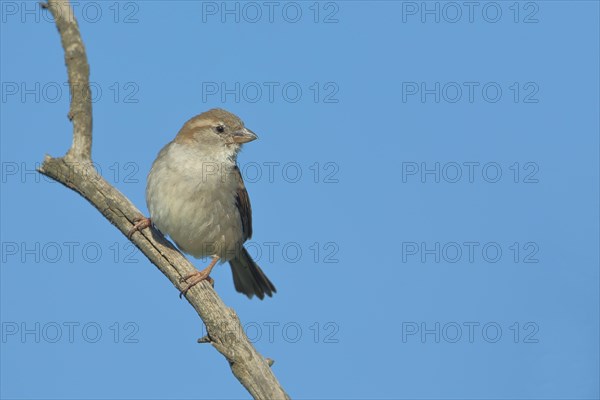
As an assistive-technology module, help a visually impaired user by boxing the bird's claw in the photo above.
[179,271,214,298]
[127,217,151,239]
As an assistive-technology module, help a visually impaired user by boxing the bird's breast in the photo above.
[146,143,244,260]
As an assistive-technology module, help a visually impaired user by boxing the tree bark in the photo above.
[38,1,290,399]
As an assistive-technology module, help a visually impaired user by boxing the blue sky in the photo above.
[1,1,599,399]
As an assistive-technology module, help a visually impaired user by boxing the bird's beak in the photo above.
[232,128,258,144]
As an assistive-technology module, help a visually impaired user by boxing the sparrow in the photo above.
[129,108,276,299]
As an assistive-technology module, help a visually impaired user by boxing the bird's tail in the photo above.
[229,247,276,299]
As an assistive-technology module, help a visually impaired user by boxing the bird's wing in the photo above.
[234,165,252,241]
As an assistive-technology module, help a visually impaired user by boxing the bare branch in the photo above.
[47,0,92,161]
[38,1,290,399]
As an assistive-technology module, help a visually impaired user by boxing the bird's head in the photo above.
[174,108,258,153]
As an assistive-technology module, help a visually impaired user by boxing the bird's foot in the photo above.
[179,256,220,299]
[127,217,151,239]
[179,271,214,298]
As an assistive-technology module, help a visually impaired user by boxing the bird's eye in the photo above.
[215,125,225,133]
